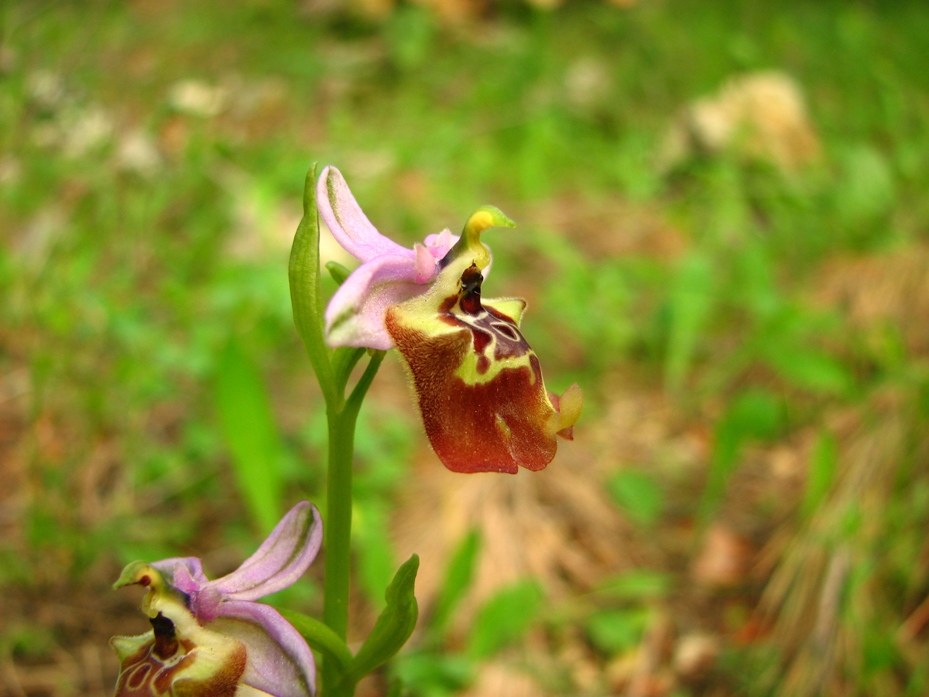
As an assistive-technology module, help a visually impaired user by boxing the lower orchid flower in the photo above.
[110,501,322,697]
[318,167,582,474]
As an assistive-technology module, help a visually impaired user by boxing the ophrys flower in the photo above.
[318,167,581,474]
[111,501,321,696]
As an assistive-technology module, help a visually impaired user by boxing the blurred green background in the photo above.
[2,0,929,695]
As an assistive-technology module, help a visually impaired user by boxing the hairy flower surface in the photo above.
[111,501,321,697]
[319,167,582,474]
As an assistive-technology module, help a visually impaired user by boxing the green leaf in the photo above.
[392,652,473,696]
[289,163,337,405]
[835,144,896,224]
[467,580,545,660]
[724,388,785,441]
[278,608,353,676]
[384,4,435,71]
[595,571,671,601]
[607,471,664,527]
[214,339,282,532]
[430,529,481,639]
[665,252,714,392]
[803,431,838,518]
[585,607,652,655]
[349,554,420,683]
[766,348,852,396]
[699,389,784,521]
[326,260,352,286]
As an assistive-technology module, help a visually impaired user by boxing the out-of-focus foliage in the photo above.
[2,0,929,695]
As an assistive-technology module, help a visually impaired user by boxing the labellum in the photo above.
[385,208,582,474]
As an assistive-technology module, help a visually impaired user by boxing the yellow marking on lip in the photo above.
[455,347,538,386]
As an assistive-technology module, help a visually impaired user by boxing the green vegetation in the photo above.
[2,0,928,695]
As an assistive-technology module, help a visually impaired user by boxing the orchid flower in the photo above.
[110,501,322,697]
[318,167,582,474]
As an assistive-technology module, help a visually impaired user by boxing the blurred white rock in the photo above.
[168,79,228,117]
[115,130,163,177]
[658,70,821,173]
[26,70,67,111]
[61,105,114,158]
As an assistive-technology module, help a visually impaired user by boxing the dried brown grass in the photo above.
[392,438,638,624]
[814,243,929,355]
[759,388,926,697]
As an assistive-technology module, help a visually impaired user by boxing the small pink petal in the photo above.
[170,562,202,596]
[423,229,456,258]
[413,243,438,284]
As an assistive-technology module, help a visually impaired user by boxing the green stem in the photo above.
[323,405,355,645]
[333,347,366,395]
[345,351,386,422]
[320,354,385,696]
[289,164,388,696]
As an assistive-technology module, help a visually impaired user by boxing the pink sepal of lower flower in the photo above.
[318,165,460,349]
[110,501,322,697]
